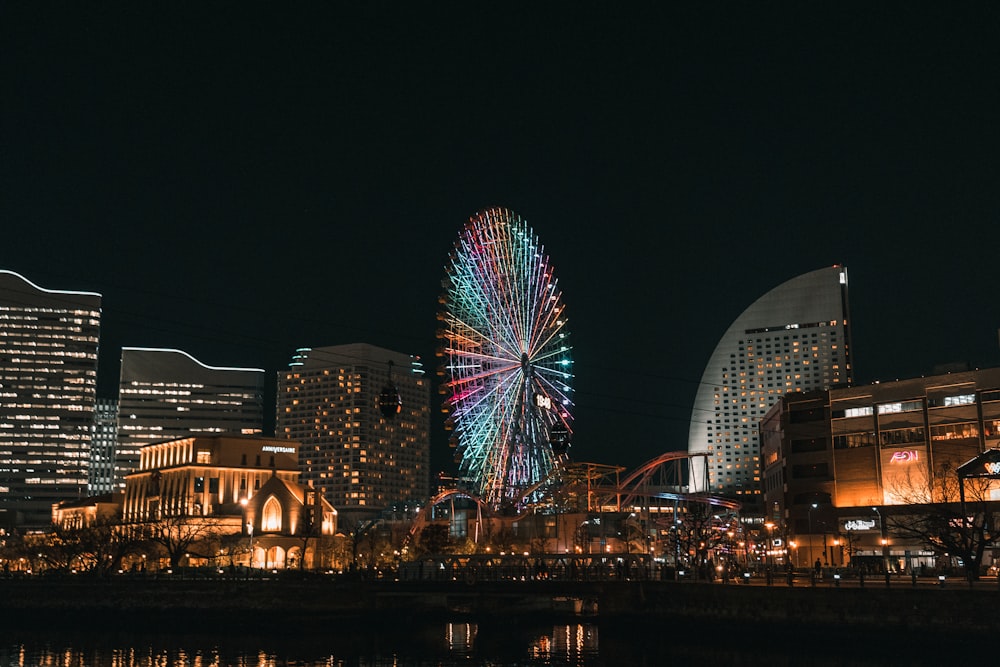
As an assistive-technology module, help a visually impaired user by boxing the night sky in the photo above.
[3,4,1000,475]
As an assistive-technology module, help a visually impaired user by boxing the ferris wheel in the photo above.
[439,208,574,509]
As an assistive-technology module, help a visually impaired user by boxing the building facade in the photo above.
[688,266,853,509]
[52,492,122,530]
[275,343,431,523]
[0,270,101,528]
[89,398,118,495]
[121,435,337,569]
[762,367,1000,570]
[115,347,265,490]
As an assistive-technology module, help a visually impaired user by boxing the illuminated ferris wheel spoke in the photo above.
[439,208,574,508]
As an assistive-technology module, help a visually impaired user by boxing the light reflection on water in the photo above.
[0,620,984,667]
[0,622,601,667]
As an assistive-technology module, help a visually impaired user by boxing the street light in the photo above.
[809,503,818,569]
[241,497,253,568]
[765,521,775,584]
[873,506,889,586]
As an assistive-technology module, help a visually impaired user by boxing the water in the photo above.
[4,622,597,667]
[0,620,980,666]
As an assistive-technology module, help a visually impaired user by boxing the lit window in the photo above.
[262,496,282,531]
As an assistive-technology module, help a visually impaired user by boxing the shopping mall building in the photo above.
[761,366,1000,573]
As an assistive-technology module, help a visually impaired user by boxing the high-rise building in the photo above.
[688,266,853,508]
[275,343,430,523]
[0,270,101,528]
[115,347,265,490]
[89,397,118,495]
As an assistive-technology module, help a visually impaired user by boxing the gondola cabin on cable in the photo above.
[377,360,403,419]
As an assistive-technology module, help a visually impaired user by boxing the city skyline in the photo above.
[3,5,1000,475]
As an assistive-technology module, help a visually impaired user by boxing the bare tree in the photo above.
[294,492,324,570]
[663,503,728,579]
[141,515,227,569]
[348,519,379,570]
[30,527,80,572]
[888,459,1000,581]
[75,517,142,575]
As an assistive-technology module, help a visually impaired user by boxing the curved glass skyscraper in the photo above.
[688,266,852,508]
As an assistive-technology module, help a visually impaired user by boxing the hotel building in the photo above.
[115,347,265,490]
[275,343,431,523]
[762,367,1000,570]
[0,270,101,528]
[688,266,853,509]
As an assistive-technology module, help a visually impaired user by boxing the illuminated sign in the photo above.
[956,448,1000,479]
[261,445,295,454]
[890,450,919,463]
[535,394,552,410]
[842,518,877,532]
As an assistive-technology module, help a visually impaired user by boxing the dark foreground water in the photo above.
[0,619,980,667]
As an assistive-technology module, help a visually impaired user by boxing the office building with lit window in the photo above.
[275,343,431,523]
[89,397,118,495]
[761,366,1000,571]
[688,266,853,509]
[115,347,265,490]
[0,270,101,528]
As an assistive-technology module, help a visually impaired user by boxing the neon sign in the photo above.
[890,450,919,463]
[986,462,1000,475]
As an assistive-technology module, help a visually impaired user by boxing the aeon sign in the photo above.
[890,450,919,463]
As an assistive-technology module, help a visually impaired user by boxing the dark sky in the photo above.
[3,3,1000,475]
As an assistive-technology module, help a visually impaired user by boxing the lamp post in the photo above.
[873,506,889,587]
[240,497,253,569]
[765,522,775,585]
[808,502,818,569]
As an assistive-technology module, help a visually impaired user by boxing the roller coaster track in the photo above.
[403,452,740,550]
[605,451,741,512]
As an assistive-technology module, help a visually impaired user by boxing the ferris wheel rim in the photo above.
[440,207,574,508]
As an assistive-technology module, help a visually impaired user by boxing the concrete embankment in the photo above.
[1,577,997,634]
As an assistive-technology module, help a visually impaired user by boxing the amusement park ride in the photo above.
[398,208,745,567]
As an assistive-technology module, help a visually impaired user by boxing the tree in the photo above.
[75,517,142,575]
[348,519,380,570]
[294,490,325,570]
[33,526,82,572]
[663,503,729,579]
[141,515,227,569]
[413,523,451,557]
[887,459,1000,581]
